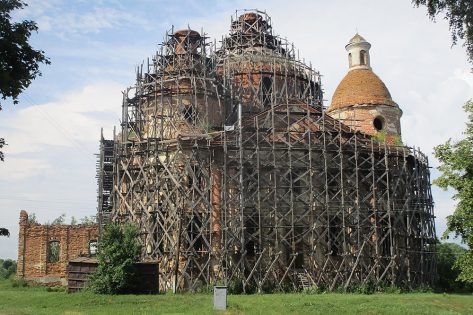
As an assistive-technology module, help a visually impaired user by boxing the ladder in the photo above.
[296,271,311,290]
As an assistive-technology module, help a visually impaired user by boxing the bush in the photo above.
[228,278,244,294]
[88,223,142,294]
[0,259,17,279]
[436,242,473,293]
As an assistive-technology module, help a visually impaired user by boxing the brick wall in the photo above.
[17,210,99,285]
[328,104,402,144]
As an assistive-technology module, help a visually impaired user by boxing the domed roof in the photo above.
[328,69,398,112]
[348,33,367,45]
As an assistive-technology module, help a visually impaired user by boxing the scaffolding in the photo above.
[98,10,436,292]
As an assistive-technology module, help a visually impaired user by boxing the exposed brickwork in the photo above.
[17,210,98,285]
[328,69,398,111]
[328,104,402,144]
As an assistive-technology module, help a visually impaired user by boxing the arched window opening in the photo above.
[48,241,60,263]
[373,116,385,131]
[348,52,352,67]
[360,50,366,65]
[183,105,194,123]
[188,215,203,253]
[89,240,98,256]
[328,217,342,256]
[262,76,272,107]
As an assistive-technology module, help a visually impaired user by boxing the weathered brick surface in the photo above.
[329,69,397,110]
[327,67,403,144]
[17,210,98,285]
[328,104,402,143]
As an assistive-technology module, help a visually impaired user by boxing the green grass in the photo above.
[1,278,472,315]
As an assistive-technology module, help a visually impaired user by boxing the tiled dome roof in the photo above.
[328,69,398,112]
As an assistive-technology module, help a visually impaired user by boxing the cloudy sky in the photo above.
[1,0,472,259]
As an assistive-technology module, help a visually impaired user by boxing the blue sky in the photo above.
[1,0,472,258]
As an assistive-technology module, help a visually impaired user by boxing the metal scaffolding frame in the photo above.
[98,9,436,292]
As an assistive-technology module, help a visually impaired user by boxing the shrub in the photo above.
[88,223,142,294]
[0,259,17,279]
[228,278,244,294]
[435,242,473,293]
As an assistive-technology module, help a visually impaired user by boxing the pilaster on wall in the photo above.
[17,210,28,278]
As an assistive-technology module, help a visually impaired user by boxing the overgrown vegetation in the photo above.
[88,223,142,294]
[27,212,37,224]
[433,100,473,285]
[436,242,473,292]
[0,259,16,279]
[50,213,66,225]
[0,0,50,108]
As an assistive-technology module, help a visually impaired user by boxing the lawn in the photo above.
[0,279,472,315]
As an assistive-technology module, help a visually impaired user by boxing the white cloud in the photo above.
[1,157,51,181]
[1,82,123,155]
[20,1,152,36]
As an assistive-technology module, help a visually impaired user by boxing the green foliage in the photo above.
[0,137,4,161]
[303,284,325,294]
[413,0,473,66]
[436,242,473,292]
[433,100,473,284]
[0,227,9,237]
[372,131,387,143]
[89,223,142,294]
[70,216,77,225]
[80,215,96,224]
[0,0,50,108]
[10,278,28,288]
[346,282,376,294]
[393,135,403,146]
[50,213,66,225]
[228,278,244,294]
[455,250,473,283]
[0,259,16,279]
[27,212,37,224]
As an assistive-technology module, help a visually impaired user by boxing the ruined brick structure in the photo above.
[17,210,98,285]
[95,10,436,293]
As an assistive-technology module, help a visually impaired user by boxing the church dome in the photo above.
[328,68,397,111]
[348,33,367,45]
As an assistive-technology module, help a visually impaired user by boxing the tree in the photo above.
[434,99,473,284]
[0,0,50,163]
[0,0,50,108]
[0,259,17,278]
[89,223,142,294]
[70,216,77,225]
[436,242,473,292]
[50,213,66,225]
[0,228,9,237]
[413,0,473,65]
[27,212,37,224]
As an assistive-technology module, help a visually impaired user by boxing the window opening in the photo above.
[262,77,272,107]
[360,50,366,65]
[48,241,60,263]
[89,240,98,256]
[373,116,384,131]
